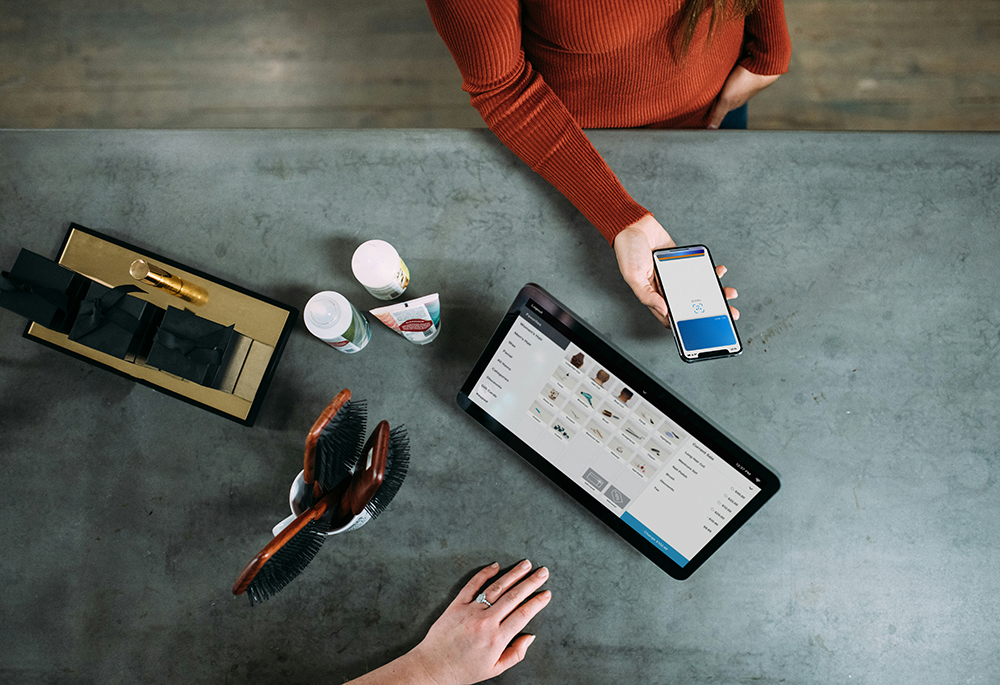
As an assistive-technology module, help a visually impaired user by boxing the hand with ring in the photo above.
[346,559,551,685]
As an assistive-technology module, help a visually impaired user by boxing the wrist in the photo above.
[622,214,670,248]
[401,644,456,685]
[613,214,651,244]
[348,648,444,685]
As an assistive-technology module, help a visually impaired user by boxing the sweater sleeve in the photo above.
[738,0,793,76]
[424,0,650,245]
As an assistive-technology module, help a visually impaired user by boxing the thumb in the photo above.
[706,99,727,129]
[494,634,536,675]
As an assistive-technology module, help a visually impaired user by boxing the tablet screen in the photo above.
[458,285,778,578]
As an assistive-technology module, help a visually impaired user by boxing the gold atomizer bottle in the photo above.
[130,259,209,306]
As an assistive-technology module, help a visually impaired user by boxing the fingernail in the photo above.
[490,562,499,569]
[519,559,531,570]
[526,635,536,648]
[537,567,549,578]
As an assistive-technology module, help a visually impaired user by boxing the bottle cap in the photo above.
[352,240,398,287]
[307,297,340,326]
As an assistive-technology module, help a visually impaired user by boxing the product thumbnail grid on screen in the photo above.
[469,308,759,567]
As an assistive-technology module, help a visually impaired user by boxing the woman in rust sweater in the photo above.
[425,0,792,323]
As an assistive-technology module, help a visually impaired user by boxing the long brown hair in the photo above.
[678,0,761,59]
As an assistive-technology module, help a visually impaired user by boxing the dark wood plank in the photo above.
[0,0,997,130]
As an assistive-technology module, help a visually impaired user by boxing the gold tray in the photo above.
[24,223,297,426]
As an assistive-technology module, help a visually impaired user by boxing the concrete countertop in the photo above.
[1,129,998,683]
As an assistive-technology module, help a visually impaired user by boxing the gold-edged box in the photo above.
[23,224,297,426]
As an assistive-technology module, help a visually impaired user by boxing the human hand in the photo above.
[614,215,740,326]
[706,65,780,129]
[406,560,552,685]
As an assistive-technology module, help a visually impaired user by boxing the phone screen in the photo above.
[653,246,741,361]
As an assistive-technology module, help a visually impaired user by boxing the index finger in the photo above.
[624,277,668,320]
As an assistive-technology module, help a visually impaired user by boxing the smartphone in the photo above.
[652,245,742,362]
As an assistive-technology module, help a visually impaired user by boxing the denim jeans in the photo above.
[718,102,748,130]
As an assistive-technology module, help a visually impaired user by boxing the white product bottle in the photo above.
[304,291,371,353]
[351,240,410,300]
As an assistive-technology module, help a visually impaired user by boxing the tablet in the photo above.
[457,284,780,579]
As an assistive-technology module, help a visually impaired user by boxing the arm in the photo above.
[424,0,650,246]
[347,560,552,685]
[706,0,792,129]
[427,0,738,324]
[739,0,793,78]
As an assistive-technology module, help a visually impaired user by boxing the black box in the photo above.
[145,306,237,387]
[0,249,91,333]
[67,282,161,359]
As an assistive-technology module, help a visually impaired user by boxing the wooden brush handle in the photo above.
[232,487,340,596]
[303,389,352,487]
[332,420,389,526]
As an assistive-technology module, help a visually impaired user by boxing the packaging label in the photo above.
[397,260,410,290]
[399,318,432,333]
[365,258,410,300]
[325,306,371,353]
[370,293,441,345]
[391,304,438,343]
[327,338,361,352]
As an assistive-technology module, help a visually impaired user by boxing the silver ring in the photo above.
[475,592,492,608]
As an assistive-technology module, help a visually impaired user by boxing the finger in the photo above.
[637,285,670,326]
[647,304,670,327]
[721,286,740,320]
[626,278,668,319]
[455,562,499,604]
[481,559,533,604]
[715,264,727,279]
[493,634,537,676]
[623,277,669,326]
[493,566,549,616]
[706,101,728,129]
[499,589,552,637]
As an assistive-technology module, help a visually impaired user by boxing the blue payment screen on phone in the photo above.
[655,247,738,355]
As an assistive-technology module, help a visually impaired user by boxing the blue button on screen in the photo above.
[676,316,736,351]
[621,513,689,567]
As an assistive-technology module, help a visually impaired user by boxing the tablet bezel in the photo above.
[456,283,780,579]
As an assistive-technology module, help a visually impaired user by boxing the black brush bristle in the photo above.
[315,399,367,492]
[364,424,410,521]
[245,520,327,606]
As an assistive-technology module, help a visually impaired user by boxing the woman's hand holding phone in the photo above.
[614,214,739,326]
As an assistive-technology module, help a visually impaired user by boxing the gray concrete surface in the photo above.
[0,130,998,684]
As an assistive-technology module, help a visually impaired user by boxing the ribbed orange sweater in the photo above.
[425,0,792,244]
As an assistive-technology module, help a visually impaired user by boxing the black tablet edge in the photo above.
[456,283,780,579]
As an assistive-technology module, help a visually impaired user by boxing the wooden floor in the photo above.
[0,0,998,131]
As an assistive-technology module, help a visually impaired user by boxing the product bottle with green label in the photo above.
[304,291,371,353]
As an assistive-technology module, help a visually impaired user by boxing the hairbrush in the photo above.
[303,389,367,502]
[232,488,340,606]
[233,412,409,605]
[328,421,410,530]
